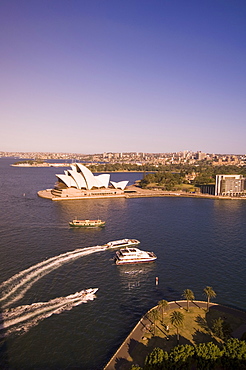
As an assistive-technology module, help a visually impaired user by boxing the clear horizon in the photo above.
[1,1,246,154]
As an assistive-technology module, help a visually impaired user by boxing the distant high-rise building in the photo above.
[196,151,206,160]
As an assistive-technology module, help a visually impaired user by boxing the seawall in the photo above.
[37,185,246,201]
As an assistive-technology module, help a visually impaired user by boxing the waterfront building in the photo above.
[200,184,215,195]
[38,163,130,200]
[215,174,246,196]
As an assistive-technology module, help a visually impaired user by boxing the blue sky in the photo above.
[1,0,246,154]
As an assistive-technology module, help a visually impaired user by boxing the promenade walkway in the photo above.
[103,300,246,370]
[38,185,246,201]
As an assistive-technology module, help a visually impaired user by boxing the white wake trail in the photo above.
[0,288,98,338]
[0,245,106,308]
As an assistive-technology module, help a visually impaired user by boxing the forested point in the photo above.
[87,163,246,192]
[13,160,47,165]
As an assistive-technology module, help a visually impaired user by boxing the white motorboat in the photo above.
[67,288,98,299]
[84,288,98,295]
[104,238,140,249]
[115,247,157,265]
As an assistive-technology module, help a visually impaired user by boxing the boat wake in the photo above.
[0,289,98,338]
[0,245,106,308]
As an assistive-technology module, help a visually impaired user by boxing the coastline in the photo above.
[37,185,246,201]
[11,163,70,167]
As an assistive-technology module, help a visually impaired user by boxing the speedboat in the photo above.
[67,288,98,299]
[104,238,140,249]
[84,288,98,295]
[115,247,157,265]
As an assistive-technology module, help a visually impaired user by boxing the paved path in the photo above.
[103,300,246,370]
[38,185,244,201]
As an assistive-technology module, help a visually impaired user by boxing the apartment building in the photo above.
[215,174,246,196]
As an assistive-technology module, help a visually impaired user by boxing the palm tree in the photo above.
[182,289,195,311]
[203,286,216,311]
[148,308,159,336]
[170,310,184,343]
[158,299,169,322]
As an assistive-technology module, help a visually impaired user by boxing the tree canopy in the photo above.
[182,289,195,311]
[135,339,246,370]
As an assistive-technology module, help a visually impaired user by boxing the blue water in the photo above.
[0,157,245,369]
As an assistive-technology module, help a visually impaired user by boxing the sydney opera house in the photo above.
[38,163,129,200]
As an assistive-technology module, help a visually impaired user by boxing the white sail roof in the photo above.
[67,169,87,189]
[110,181,129,190]
[56,163,128,191]
[76,163,97,190]
[95,174,110,188]
[56,174,77,188]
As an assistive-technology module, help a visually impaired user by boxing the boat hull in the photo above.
[85,288,98,294]
[69,223,105,228]
[115,258,156,265]
[69,220,106,228]
[115,248,157,265]
[105,239,140,249]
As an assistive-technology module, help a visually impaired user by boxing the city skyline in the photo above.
[1,1,246,154]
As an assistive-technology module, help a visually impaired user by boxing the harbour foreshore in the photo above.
[37,188,126,200]
[37,185,246,201]
[103,300,246,370]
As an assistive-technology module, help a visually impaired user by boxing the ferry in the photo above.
[115,247,157,265]
[69,219,106,228]
[104,238,140,249]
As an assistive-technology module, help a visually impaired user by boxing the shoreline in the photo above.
[37,185,246,201]
[11,163,70,167]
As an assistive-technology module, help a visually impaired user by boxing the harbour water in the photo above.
[0,157,246,369]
